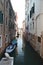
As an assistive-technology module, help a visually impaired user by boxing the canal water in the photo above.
[11,35,43,65]
[14,36,24,65]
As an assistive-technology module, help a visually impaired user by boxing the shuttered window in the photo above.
[38,36,41,43]
[0,11,3,24]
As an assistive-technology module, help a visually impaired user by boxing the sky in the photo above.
[11,0,25,28]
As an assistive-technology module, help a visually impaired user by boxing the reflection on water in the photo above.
[17,37,24,55]
[14,36,24,65]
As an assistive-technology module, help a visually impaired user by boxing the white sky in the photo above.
[11,0,25,28]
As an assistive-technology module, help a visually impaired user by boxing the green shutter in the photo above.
[0,11,3,24]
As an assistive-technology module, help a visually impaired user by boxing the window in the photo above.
[0,35,2,48]
[32,4,35,14]
[38,36,41,43]
[0,11,3,24]
[26,26,28,30]
[30,3,35,18]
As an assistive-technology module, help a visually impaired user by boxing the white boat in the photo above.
[6,45,16,53]
[6,39,17,53]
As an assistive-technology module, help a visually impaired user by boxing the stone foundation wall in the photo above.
[40,32,43,58]
[23,31,43,58]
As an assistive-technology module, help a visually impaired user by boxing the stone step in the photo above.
[0,57,13,65]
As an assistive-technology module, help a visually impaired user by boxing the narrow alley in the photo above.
[0,0,43,65]
[10,35,43,65]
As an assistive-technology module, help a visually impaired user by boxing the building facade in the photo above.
[25,0,29,41]
[0,0,5,54]
[0,0,16,54]
[25,0,43,58]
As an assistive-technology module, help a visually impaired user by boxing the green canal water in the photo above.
[10,37,43,65]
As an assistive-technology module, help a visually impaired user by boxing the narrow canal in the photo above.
[11,35,43,65]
